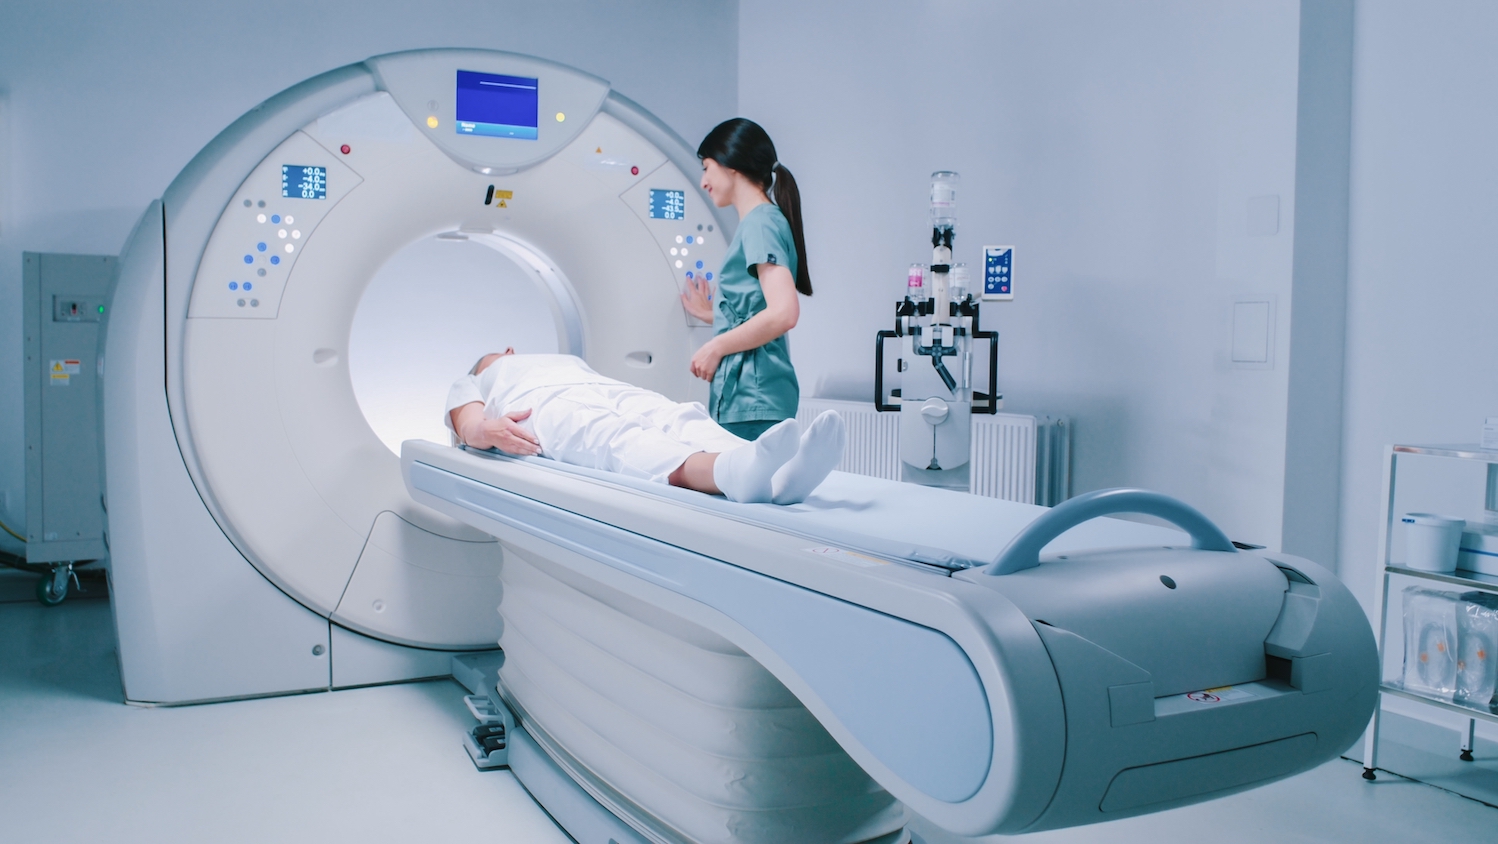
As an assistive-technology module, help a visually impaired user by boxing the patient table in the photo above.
[404,440,1378,843]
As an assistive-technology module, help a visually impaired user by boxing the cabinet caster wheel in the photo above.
[1460,750,1475,762]
[36,574,68,606]
[1362,768,1377,781]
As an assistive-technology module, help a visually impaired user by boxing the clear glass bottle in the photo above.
[950,263,970,303]
[930,171,960,230]
[907,263,927,299]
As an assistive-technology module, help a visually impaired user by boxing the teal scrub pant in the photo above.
[719,419,782,441]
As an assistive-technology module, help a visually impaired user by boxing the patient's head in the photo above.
[470,347,516,376]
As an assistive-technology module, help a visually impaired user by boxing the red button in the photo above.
[630,166,639,175]
[340,144,351,154]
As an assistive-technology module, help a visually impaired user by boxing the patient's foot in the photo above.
[771,410,846,505]
[713,419,800,503]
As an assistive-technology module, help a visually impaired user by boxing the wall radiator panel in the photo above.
[797,400,1071,506]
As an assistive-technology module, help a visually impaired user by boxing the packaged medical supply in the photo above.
[1402,587,1460,701]
[1457,592,1498,711]
[1402,513,1465,572]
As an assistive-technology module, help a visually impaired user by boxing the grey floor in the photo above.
[2,579,1495,844]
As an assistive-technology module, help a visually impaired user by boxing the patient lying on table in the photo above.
[446,350,844,505]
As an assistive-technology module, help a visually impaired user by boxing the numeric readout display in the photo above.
[282,165,327,200]
[648,189,685,220]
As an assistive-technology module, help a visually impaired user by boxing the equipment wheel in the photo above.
[36,572,68,606]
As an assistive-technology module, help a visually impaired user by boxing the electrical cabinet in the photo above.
[22,252,114,565]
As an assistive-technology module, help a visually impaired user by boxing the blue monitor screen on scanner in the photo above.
[281,165,326,200]
[456,71,539,140]
[648,189,685,220]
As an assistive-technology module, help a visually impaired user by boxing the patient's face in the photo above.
[474,348,515,376]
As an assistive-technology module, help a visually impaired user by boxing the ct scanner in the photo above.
[104,49,1381,844]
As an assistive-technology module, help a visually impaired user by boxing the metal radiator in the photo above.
[796,399,1071,505]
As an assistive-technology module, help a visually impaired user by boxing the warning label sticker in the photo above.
[48,360,79,385]
[805,547,888,568]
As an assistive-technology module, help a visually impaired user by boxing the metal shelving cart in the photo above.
[1362,443,1498,781]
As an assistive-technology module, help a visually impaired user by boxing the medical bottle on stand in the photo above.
[951,264,972,391]
[930,171,959,230]
[928,171,959,307]
[950,263,970,304]
[907,263,927,302]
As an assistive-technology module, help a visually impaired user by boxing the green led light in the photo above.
[97,305,105,313]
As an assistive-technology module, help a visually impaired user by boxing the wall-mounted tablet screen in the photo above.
[455,71,539,140]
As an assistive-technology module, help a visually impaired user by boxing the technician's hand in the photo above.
[481,408,541,456]
[681,276,715,323]
[690,339,724,382]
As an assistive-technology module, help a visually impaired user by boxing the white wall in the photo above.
[0,0,739,551]
[740,0,1326,548]
[1339,1,1498,613]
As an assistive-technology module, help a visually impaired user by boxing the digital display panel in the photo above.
[455,71,539,140]
[281,165,327,200]
[648,189,686,220]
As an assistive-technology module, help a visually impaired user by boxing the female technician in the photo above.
[681,118,812,441]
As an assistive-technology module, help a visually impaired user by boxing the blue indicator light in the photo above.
[686,236,694,244]
[695,261,704,269]
[270,256,281,265]
[271,214,281,224]
[257,242,267,252]
[705,272,713,281]
[243,282,253,291]
[229,282,238,291]
[243,255,254,264]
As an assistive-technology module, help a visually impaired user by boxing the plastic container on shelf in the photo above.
[1403,513,1465,572]
[1459,521,1498,577]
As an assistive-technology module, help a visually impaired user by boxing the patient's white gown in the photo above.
[446,354,747,480]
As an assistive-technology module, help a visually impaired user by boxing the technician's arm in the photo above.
[449,402,541,455]
[690,263,799,380]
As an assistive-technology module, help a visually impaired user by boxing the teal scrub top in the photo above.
[710,203,800,424]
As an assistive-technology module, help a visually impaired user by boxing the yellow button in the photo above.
[426,115,439,129]
[555,112,566,122]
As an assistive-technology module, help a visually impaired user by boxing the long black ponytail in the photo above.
[697,118,812,295]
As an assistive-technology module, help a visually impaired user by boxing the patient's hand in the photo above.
[459,407,541,456]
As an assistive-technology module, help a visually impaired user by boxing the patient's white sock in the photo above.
[771,410,846,505]
[713,419,800,503]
